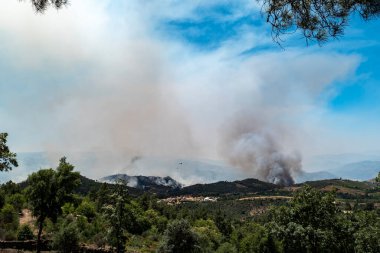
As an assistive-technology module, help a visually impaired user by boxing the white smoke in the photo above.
[221,114,302,185]
[0,1,361,184]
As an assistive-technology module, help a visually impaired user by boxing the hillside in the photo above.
[76,176,380,199]
[296,179,380,199]
[100,174,182,189]
[171,178,279,196]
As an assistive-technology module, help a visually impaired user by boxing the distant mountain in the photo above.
[330,161,380,181]
[304,153,380,172]
[100,174,182,190]
[295,171,336,183]
[172,178,279,196]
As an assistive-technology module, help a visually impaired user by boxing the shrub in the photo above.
[158,219,200,253]
[0,203,19,237]
[216,242,237,253]
[52,223,80,253]
[76,200,96,220]
[17,224,35,240]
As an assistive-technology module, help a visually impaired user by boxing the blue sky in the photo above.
[1,0,380,180]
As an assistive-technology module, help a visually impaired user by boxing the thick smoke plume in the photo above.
[222,116,302,186]
[0,1,360,183]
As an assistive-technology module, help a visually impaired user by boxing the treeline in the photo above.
[1,132,380,252]
[0,159,379,252]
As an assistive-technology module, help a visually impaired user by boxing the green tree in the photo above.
[76,199,96,221]
[52,222,80,253]
[0,203,19,240]
[216,242,237,253]
[0,133,18,172]
[0,180,21,195]
[6,193,26,213]
[192,219,222,252]
[352,211,380,253]
[354,225,380,253]
[158,219,201,253]
[269,185,354,253]
[376,171,380,182]
[26,157,80,253]
[17,224,35,240]
[231,222,280,253]
[103,180,129,253]
[214,211,233,238]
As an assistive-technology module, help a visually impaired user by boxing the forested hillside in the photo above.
[1,156,380,252]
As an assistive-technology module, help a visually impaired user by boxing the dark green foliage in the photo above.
[0,203,19,240]
[216,242,237,253]
[52,222,80,253]
[269,185,354,252]
[26,157,80,253]
[193,219,223,252]
[0,158,379,253]
[17,224,35,240]
[231,223,281,253]
[158,219,201,253]
[0,133,18,172]
[76,199,96,221]
[0,180,21,195]
[103,181,129,253]
[351,211,380,253]
[0,190,4,209]
[261,0,380,44]
[6,193,26,213]
[124,201,151,234]
[215,211,233,238]
[26,168,60,223]
[26,157,80,222]
[176,178,278,196]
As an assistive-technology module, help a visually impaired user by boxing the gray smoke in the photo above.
[222,116,302,186]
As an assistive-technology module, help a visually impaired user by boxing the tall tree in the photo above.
[0,133,18,172]
[103,180,129,253]
[26,157,80,253]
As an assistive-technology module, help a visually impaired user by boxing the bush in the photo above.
[52,223,80,253]
[17,224,35,240]
[158,219,200,253]
[76,200,96,220]
[0,203,19,239]
[192,219,222,252]
[216,242,237,253]
[6,193,26,213]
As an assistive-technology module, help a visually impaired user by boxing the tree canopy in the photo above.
[261,0,380,44]
[26,157,80,252]
[0,133,18,172]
